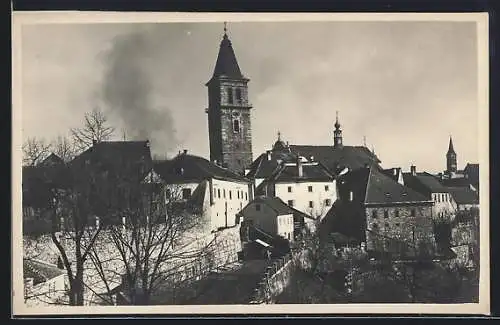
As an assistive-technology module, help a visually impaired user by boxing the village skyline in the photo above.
[21,21,479,174]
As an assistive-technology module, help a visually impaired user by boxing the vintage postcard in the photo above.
[12,12,490,316]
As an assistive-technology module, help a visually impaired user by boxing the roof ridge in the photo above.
[363,167,372,204]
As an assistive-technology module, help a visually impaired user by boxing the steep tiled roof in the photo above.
[210,34,243,79]
[403,172,449,196]
[365,168,432,205]
[40,153,64,166]
[245,151,298,179]
[446,187,479,205]
[337,167,432,206]
[246,145,381,181]
[268,161,335,183]
[464,163,479,185]
[70,141,153,181]
[154,153,249,184]
[289,145,381,173]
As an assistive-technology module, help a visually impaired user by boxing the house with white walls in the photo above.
[147,150,253,232]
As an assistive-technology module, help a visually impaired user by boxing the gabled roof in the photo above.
[40,153,64,166]
[440,177,477,190]
[209,34,244,80]
[337,167,432,206]
[446,187,479,205]
[70,140,153,182]
[403,172,449,195]
[365,168,432,205]
[154,153,249,184]
[464,163,479,184]
[267,161,335,183]
[240,196,310,220]
[245,150,298,179]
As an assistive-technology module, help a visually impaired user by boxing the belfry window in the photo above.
[233,119,240,133]
[227,88,234,104]
[235,88,242,103]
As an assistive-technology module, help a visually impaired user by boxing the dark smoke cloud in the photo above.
[101,31,179,157]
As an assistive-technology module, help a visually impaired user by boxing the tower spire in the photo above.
[223,22,227,36]
[277,130,281,141]
[334,111,343,148]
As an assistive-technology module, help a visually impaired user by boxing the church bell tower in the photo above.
[446,136,457,174]
[205,23,253,175]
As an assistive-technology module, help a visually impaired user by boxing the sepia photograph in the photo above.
[12,12,490,315]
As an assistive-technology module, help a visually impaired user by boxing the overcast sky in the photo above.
[20,21,479,173]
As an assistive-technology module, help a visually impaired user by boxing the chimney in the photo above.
[410,165,416,176]
[297,157,303,177]
[393,168,397,176]
[183,149,188,155]
[266,150,271,161]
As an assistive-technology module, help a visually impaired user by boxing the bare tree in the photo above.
[87,181,216,305]
[51,135,77,163]
[22,137,51,166]
[70,108,115,151]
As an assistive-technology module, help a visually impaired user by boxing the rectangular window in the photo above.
[288,200,294,207]
[218,189,221,198]
[384,210,389,218]
[372,210,378,219]
[227,88,233,104]
[395,209,399,218]
[165,189,172,199]
[223,189,226,198]
[245,193,248,200]
[288,186,292,193]
[182,188,191,200]
[237,191,240,199]
[308,186,313,192]
[229,191,232,200]
[411,209,416,217]
[309,201,314,208]
[325,199,332,206]
[325,185,329,191]
[256,204,261,211]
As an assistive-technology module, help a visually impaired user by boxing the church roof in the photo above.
[289,145,381,173]
[154,152,249,184]
[210,33,244,80]
[447,137,456,154]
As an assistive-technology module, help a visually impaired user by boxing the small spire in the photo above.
[363,136,367,147]
[448,135,456,154]
[223,22,227,36]
[335,111,341,129]
[277,130,281,141]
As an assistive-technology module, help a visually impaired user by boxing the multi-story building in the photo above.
[403,166,457,222]
[149,150,253,232]
[255,156,336,222]
[323,166,436,255]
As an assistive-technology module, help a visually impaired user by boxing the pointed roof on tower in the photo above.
[210,22,244,80]
[447,136,456,154]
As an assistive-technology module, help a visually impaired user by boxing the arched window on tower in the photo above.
[235,88,242,104]
[233,119,240,133]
